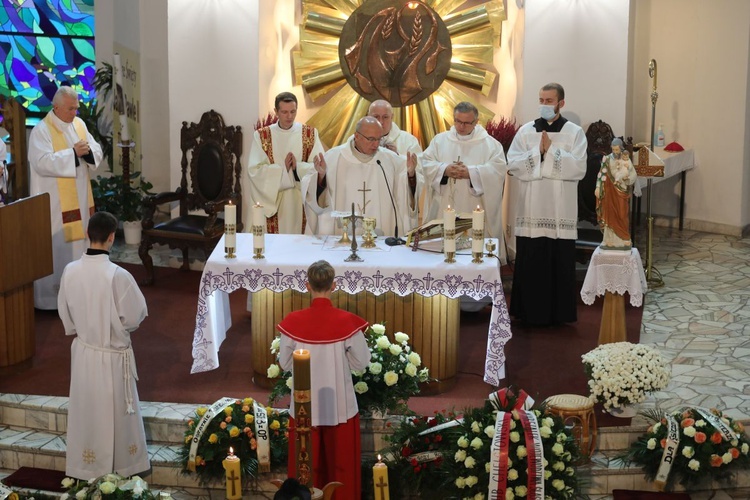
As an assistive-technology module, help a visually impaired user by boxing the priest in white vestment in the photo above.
[58,212,149,479]
[507,83,587,326]
[421,101,508,262]
[29,86,103,310]
[368,99,422,156]
[302,117,422,240]
[248,92,325,234]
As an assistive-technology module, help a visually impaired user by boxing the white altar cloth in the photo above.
[580,247,647,307]
[634,147,695,193]
[190,234,511,385]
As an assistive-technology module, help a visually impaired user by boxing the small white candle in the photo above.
[224,202,236,249]
[252,202,265,250]
[444,205,456,253]
[472,205,484,254]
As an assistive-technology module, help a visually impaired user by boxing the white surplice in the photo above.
[247,122,325,234]
[58,253,149,480]
[382,123,422,155]
[506,120,587,240]
[301,139,423,238]
[29,112,103,309]
[421,125,508,254]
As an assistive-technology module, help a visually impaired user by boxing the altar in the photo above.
[190,234,511,390]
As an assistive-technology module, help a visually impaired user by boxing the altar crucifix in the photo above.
[344,202,364,262]
[357,181,371,215]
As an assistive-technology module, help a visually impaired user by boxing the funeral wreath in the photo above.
[178,397,289,486]
[618,406,750,491]
[582,342,670,411]
[267,323,430,415]
[60,474,155,499]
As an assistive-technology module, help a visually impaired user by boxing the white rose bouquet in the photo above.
[267,323,430,415]
[582,342,670,411]
[60,474,155,499]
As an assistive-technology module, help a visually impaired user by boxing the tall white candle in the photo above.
[444,205,456,253]
[472,205,484,254]
[224,202,236,249]
[113,53,130,142]
[252,203,265,250]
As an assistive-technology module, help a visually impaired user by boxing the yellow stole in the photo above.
[45,115,95,242]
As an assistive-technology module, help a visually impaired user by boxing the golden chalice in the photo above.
[361,217,377,248]
[485,239,497,257]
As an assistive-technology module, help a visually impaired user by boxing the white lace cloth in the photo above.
[580,247,647,306]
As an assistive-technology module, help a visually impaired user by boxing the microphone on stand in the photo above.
[377,159,405,246]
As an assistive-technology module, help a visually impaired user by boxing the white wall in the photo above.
[520,0,631,132]
[167,0,260,226]
[630,0,750,233]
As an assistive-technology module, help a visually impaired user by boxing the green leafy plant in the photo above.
[91,171,154,221]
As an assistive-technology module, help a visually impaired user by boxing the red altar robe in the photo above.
[278,298,370,499]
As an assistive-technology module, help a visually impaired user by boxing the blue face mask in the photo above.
[539,105,556,121]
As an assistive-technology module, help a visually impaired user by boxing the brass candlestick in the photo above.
[444,251,456,263]
[471,228,484,263]
[252,224,264,259]
[225,247,236,259]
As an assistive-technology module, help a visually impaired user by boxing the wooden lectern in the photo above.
[0,194,53,366]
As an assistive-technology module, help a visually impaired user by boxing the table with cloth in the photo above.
[190,234,511,391]
[580,246,647,344]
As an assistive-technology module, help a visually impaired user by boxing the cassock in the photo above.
[248,122,325,234]
[278,298,370,498]
[29,111,103,309]
[58,251,149,480]
[302,138,422,238]
[506,117,587,325]
[421,125,508,260]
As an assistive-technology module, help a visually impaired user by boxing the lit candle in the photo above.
[224,201,236,250]
[373,454,390,500]
[223,447,242,500]
[252,202,265,251]
[292,349,313,489]
[472,205,484,254]
[444,205,456,253]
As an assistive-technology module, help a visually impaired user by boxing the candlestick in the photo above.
[224,202,237,258]
[472,206,484,261]
[252,202,265,259]
[373,455,390,500]
[293,349,313,490]
[443,205,456,262]
[223,447,242,500]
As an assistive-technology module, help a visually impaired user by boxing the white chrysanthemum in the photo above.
[688,459,700,471]
[267,364,280,378]
[369,362,383,375]
[376,335,391,349]
[371,324,386,335]
[682,446,694,458]
[384,371,398,386]
[394,331,409,344]
[354,381,368,394]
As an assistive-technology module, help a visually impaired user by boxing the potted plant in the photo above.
[581,341,670,415]
[91,171,154,244]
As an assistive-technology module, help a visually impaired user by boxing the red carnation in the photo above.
[711,432,723,444]
[694,432,707,444]
[731,448,740,459]
[710,454,724,467]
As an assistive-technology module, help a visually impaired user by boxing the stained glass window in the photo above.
[0,0,96,116]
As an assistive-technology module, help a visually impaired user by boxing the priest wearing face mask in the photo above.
[301,116,422,239]
[506,83,587,326]
[421,101,507,261]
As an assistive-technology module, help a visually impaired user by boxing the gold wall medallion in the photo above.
[339,0,452,107]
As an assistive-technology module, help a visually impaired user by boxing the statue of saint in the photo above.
[595,138,637,250]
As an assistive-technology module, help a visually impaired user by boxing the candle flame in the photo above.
[229,446,234,455]
[447,205,451,210]
[476,205,481,210]
[378,454,382,462]
[228,200,233,205]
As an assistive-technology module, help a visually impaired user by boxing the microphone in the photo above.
[377,159,405,246]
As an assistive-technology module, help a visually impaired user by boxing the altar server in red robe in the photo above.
[278,260,371,499]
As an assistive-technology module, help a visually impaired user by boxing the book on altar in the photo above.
[406,214,473,250]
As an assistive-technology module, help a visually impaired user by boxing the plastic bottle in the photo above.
[655,124,665,147]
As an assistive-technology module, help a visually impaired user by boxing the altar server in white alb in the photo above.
[421,101,508,261]
[29,85,103,309]
[248,92,325,234]
[507,83,587,326]
[58,211,149,480]
[302,116,422,239]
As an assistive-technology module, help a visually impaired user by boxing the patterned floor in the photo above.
[111,226,750,422]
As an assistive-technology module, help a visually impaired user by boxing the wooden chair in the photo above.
[138,110,243,285]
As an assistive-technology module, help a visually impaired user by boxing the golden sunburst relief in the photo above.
[293,0,505,148]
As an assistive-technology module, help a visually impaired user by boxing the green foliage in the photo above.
[91,171,154,221]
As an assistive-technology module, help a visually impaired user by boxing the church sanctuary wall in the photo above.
[167,0,260,226]
[517,0,631,133]
[630,0,750,234]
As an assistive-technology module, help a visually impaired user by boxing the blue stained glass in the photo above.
[1,0,95,116]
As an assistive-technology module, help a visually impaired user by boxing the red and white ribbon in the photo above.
[654,414,680,491]
[519,410,545,500]
[488,411,512,499]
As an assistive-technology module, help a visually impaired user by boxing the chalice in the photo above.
[339,217,351,244]
[485,239,497,257]
[362,217,377,248]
